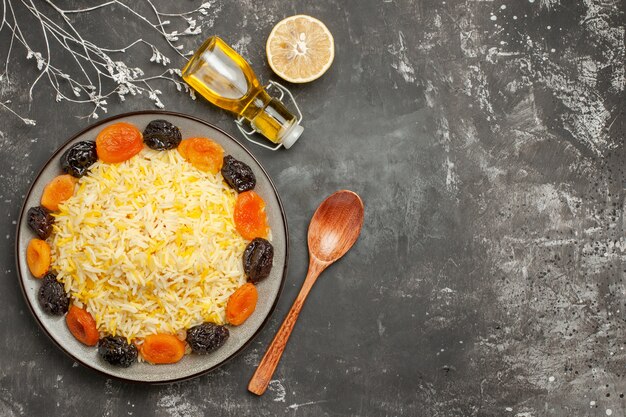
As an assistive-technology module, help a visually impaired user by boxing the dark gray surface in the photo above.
[0,1,624,416]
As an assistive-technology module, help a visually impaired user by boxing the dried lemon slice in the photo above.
[266,15,335,83]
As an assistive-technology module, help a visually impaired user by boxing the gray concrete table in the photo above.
[1,1,624,416]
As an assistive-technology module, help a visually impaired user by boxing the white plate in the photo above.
[16,111,288,383]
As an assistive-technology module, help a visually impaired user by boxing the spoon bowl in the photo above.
[308,190,364,263]
[248,190,364,395]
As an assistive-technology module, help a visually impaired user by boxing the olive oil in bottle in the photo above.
[182,36,303,149]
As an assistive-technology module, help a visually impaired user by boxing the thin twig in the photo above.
[0,0,212,123]
[0,101,36,125]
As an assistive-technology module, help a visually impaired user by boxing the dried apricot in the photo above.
[140,334,186,364]
[40,174,76,211]
[26,238,51,278]
[234,191,269,240]
[96,122,143,163]
[66,305,99,346]
[226,283,258,326]
[178,137,224,174]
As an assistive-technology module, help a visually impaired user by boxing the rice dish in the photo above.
[50,149,249,340]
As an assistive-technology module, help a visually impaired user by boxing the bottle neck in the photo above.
[243,91,299,144]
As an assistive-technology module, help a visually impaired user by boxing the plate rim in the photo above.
[14,110,289,384]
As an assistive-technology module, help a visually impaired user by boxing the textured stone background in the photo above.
[0,0,624,416]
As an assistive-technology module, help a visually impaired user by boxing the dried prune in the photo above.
[221,155,256,192]
[243,238,274,284]
[61,141,98,177]
[98,336,138,367]
[143,119,182,150]
[38,272,69,315]
[186,322,229,354]
[27,206,55,239]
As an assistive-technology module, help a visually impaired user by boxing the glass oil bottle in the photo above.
[182,36,303,150]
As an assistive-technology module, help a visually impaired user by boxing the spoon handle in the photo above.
[248,258,327,395]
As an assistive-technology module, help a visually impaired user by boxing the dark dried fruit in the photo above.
[221,155,256,193]
[98,336,138,367]
[27,206,55,239]
[38,272,70,315]
[186,322,229,354]
[143,119,182,150]
[61,141,98,177]
[243,238,274,283]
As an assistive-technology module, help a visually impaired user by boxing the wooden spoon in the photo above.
[248,190,364,395]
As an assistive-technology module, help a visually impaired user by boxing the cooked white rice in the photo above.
[50,148,252,340]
